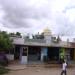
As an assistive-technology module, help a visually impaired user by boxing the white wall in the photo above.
[6,54,14,61]
[21,56,27,64]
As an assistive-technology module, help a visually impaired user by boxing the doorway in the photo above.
[47,47,59,61]
[70,48,74,60]
[28,46,41,62]
[14,45,20,60]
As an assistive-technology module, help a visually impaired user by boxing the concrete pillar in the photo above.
[41,47,48,61]
[20,47,28,64]
[20,47,22,61]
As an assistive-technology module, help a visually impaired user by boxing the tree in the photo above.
[9,33,15,36]
[0,31,13,51]
[16,32,21,36]
[9,32,21,37]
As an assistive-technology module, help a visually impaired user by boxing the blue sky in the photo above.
[0,0,75,38]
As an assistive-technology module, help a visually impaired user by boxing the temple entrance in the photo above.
[28,46,41,62]
[14,45,20,60]
[47,47,59,63]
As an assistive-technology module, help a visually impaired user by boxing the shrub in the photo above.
[0,66,9,75]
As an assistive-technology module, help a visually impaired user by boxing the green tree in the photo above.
[0,31,13,51]
[9,33,15,36]
[59,48,65,60]
[16,32,21,36]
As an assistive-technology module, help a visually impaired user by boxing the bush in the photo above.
[0,66,9,75]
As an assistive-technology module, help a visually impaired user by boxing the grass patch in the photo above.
[0,66,9,75]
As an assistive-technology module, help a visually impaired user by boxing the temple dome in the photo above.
[43,27,52,35]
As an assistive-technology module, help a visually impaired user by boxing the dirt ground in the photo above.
[5,67,75,75]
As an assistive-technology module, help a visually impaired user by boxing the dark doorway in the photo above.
[28,46,41,61]
[47,47,59,61]
[14,45,20,60]
[70,48,74,60]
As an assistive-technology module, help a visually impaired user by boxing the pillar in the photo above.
[20,47,28,64]
[41,47,48,61]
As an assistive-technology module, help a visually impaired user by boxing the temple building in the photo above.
[6,28,75,64]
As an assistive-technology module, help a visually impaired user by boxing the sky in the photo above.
[0,0,75,40]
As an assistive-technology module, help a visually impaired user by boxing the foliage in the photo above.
[0,31,13,51]
[59,48,65,59]
[0,66,9,75]
[16,32,21,36]
[9,32,22,37]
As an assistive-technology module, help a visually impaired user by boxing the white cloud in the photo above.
[0,0,75,36]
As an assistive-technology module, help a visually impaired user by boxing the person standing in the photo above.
[61,60,67,75]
